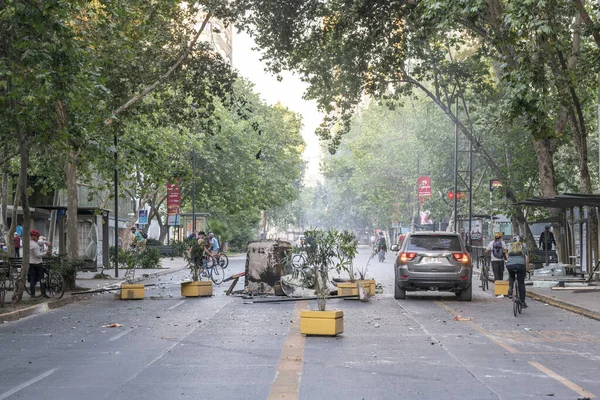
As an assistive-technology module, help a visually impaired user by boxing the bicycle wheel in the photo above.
[513,283,520,317]
[210,264,224,285]
[292,253,305,268]
[217,254,229,269]
[480,270,487,291]
[47,271,65,299]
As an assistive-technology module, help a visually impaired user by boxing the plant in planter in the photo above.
[181,240,212,297]
[300,228,358,336]
[304,228,357,311]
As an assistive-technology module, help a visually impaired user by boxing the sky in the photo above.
[231,31,323,186]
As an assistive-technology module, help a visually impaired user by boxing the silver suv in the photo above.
[393,231,472,301]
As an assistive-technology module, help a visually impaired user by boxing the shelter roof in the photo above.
[514,193,600,208]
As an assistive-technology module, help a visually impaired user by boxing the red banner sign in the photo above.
[418,176,432,199]
[167,183,181,216]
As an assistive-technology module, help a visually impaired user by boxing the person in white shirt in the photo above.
[28,229,48,298]
[484,232,508,282]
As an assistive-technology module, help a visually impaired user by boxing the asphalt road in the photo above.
[0,249,599,400]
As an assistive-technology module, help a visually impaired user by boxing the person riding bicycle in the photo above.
[506,235,529,308]
[28,229,49,298]
[130,226,145,250]
[484,232,507,282]
[208,232,220,255]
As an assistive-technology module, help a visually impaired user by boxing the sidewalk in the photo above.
[527,284,600,321]
[0,256,189,323]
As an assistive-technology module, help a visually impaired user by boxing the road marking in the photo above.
[529,361,596,399]
[168,300,186,310]
[267,301,306,400]
[435,301,519,353]
[0,369,57,400]
[109,327,135,341]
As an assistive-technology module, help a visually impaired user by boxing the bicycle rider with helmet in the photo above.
[506,235,529,308]
[484,232,508,282]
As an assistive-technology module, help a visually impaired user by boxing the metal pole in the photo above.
[114,132,119,278]
[468,137,473,245]
[192,150,196,233]
[453,97,458,233]
[417,158,420,229]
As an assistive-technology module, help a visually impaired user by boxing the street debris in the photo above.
[104,323,122,328]
[453,315,471,321]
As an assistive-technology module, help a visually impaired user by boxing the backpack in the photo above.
[492,240,505,259]
[140,231,148,239]
[508,241,524,256]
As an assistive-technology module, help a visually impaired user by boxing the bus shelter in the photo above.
[514,193,600,279]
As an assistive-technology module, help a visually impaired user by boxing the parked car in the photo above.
[393,231,472,301]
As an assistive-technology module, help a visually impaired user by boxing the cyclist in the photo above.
[506,235,529,308]
[28,229,48,298]
[208,232,220,255]
[484,232,507,282]
[130,226,145,251]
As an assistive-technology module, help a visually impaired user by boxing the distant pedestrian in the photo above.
[484,232,507,282]
[539,225,556,250]
[13,233,21,257]
[397,233,406,248]
[28,230,48,298]
[377,232,387,262]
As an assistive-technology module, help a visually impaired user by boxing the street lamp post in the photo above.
[192,150,196,234]
[114,132,119,278]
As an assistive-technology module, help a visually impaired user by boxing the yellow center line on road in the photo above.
[434,301,519,353]
[267,301,306,400]
[435,301,597,399]
[529,361,596,399]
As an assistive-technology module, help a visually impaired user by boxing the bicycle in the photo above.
[25,265,65,299]
[479,256,489,291]
[200,255,225,285]
[214,252,229,269]
[512,278,522,317]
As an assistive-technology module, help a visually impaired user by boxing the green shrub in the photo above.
[108,246,162,269]
[145,238,161,246]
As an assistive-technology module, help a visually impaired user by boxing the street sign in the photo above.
[418,176,432,199]
[138,209,148,225]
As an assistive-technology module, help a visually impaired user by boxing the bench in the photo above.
[150,245,175,257]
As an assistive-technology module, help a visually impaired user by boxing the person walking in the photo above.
[28,230,48,298]
[506,236,529,308]
[13,233,21,257]
[539,225,556,250]
[377,231,387,262]
[484,232,507,282]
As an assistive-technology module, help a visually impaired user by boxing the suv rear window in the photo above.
[406,235,462,252]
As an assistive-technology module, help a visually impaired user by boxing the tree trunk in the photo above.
[65,151,79,262]
[12,129,29,305]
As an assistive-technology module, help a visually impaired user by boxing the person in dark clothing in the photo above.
[506,236,528,308]
[377,232,387,262]
[539,225,556,250]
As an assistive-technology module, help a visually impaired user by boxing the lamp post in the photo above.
[192,150,196,234]
[113,132,119,278]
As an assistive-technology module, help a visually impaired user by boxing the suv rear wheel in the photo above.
[394,285,406,300]
[458,285,472,301]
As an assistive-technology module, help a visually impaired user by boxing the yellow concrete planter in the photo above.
[337,282,359,296]
[120,284,145,300]
[338,280,376,297]
[494,280,509,296]
[300,310,344,336]
[357,279,376,296]
[181,281,213,297]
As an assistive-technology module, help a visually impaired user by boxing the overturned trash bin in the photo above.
[244,240,292,295]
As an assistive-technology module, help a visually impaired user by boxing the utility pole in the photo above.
[453,97,459,232]
[192,150,196,233]
[113,132,119,278]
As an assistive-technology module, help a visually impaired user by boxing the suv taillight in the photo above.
[452,253,470,263]
[400,252,417,263]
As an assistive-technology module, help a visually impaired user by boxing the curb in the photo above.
[0,265,189,323]
[0,294,88,323]
[527,290,600,322]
